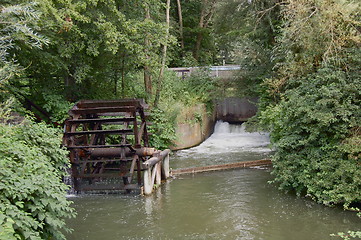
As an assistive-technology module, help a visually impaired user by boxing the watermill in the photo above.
[62,99,170,194]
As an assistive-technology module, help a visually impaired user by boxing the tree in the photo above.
[194,0,216,61]
[259,0,361,206]
[154,0,171,107]
[169,0,218,66]
[3,0,168,118]
[211,0,280,98]
[0,2,48,88]
[176,0,184,51]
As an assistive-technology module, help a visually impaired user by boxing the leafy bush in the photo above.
[332,230,361,240]
[148,108,177,150]
[147,69,218,149]
[41,92,73,123]
[262,66,361,205]
[184,69,218,105]
[0,109,75,239]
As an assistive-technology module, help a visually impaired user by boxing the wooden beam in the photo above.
[171,159,272,175]
[64,129,133,135]
[69,106,136,115]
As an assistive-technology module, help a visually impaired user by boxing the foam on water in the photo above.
[179,121,271,155]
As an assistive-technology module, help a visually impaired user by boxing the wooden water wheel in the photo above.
[63,99,162,192]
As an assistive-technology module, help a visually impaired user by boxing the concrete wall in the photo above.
[171,104,215,150]
[216,97,258,123]
[171,97,258,150]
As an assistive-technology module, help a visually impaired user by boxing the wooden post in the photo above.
[142,149,171,195]
[143,167,153,195]
[156,162,162,185]
[162,152,170,179]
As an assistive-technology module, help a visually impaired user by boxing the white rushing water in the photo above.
[180,121,271,155]
[173,121,272,168]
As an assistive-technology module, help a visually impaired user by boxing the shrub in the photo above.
[0,109,75,239]
[263,66,361,205]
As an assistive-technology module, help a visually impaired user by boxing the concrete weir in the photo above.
[171,97,259,150]
[171,104,216,150]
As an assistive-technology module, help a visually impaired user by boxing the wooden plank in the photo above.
[75,99,146,109]
[66,144,132,149]
[143,149,171,168]
[137,122,146,143]
[78,173,124,178]
[67,117,136,124]
[73,158,133,164]
[128,155,138,183]
[97,112,136,117]
[171,159,272,175]
[69,106,136,115]
[124,184,140,190]
[103,121,152,126]
[64,129,133,135]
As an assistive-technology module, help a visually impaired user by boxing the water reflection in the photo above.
[67,169,360,240]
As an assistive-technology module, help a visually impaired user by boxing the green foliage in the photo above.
[0,104,75,239]
[147,69,218,148]
[250,1,361,236]
[148,108,177,150]
[161,69,218,106]
[121,71,147,100]
[170,0,217,66]
[212,0,279,99]
[233,40,275,97]
[2,0,170,110]
[256,0,361,208]
[271,0,361,92]
[331,231,361,240]
[262,65,361,205]
[0,2,48,84]
[41,92,73,123]
[214,0,279,62]
[182,69,218,105]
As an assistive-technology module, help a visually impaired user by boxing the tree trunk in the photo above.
[194,0,207,61]
[121,52,125,98]
[176,0,184,51]
[144,3,152,101]
[194,0,216,62]
[154,0,171,108]
[64,64,77,101]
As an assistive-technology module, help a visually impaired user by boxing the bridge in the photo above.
[169,65,258,123]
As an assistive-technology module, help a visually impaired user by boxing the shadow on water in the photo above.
[66,122,360,240]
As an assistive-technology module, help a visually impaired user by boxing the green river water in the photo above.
[66,122,360,240]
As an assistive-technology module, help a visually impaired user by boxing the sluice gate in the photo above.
[62,99,170,194]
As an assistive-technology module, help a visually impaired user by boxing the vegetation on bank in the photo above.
[0,0,360,239]
[0,100,75,240]
[148,69,218,149]
[256,0,361,238]
[259,0,361,206]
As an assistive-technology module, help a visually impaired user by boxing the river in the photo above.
[66,121,360,240]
